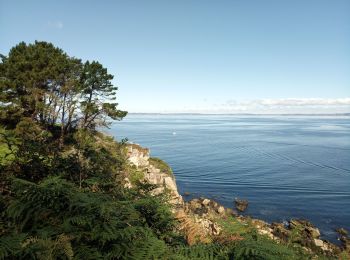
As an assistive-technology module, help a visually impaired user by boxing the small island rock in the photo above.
[234,198,248,212]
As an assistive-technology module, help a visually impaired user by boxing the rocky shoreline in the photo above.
[124,143,350,257]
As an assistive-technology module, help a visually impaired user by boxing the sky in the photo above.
[1,0,349,114]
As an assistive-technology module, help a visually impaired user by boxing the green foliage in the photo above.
[128,167,145,185]
[150,157,173,176]
[0,141,15,166]
[169,243,228,260]
[80,60,127,129]
[21,234,74,260]
[216,215,253,236]
[0,119,56,181]
[1,175,177,259]
[0,234,24,259]
[0,41,126,142]
[231,235,309,260]
[0,41,339,260]
[0,41,70,127]
[339,251,350,260]
[134,195,175,240]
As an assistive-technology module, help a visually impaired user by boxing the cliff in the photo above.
[124,143,349,256]
[124,143,223,244]
[124,143,183,206]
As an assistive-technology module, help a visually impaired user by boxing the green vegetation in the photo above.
[128,166,145,185]
[150,157,173,177]
[214,216,318,260]
[0,41,340,259]
[216,216,252,236]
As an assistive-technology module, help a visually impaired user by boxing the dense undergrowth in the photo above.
[0,41,343,259]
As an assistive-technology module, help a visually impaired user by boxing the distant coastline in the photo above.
[128,112,350,116]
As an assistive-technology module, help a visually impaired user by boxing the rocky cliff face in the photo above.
[124,143,347,254]
[124,143,227,244]
[125,143,183,206]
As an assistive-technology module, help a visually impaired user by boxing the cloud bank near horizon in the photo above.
[235,98,350,107]
[214,98,350,114]
[221,97,350,107]
[129,98,350,114]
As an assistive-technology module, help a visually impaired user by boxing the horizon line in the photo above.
[127,112,350,116]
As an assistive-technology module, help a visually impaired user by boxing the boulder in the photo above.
[314,239,324,247]
[217,206,225,215]
[234,198,248,212]
[258,229,275,240]
[336,227,348,237]
[209,200,219,209]
[271,222,290,242]
[289,219,320,239]
[202,198,211,206]
[251,219,268,229]
[188,199,202,210]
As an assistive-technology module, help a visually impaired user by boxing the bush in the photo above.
[150,157,173,177]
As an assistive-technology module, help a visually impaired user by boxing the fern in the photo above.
[0,234,24,260]
[175,209,210,245]
[169,243,228,260]
[21,234,73,260]
[231,236,306,260]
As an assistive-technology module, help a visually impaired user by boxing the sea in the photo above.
[109,114,350,243]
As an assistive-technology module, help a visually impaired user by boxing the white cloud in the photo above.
[47,21,63,29]
[213,98,350,114]
[256,98,350,106]
[129,97,350,114]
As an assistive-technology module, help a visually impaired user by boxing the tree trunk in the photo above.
[59,93,66,149]
[83,91,93,128]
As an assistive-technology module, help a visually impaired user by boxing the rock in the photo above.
[183,191,191,196]
[339,235,350,251]
[187,199,209,216]
[234,198,248,212]
[336,228,348,237]
[307,227,320,239]
[194,206,209,216]
[225,208,238,217]
[127,144,150,167]
[125,143,184,207]
[210,222,221,235]
[202,198,211,206]
[314,239,324,247]
[271,222,290,242]
[209,200,219,209]
[123,177,132,188]
[188,199,202,210]
[289,219,320,239]
[320,241,335,253]
[289,219,302,229]
[163,176,177,192]
[217,206,225,215]
[258,229,274,240]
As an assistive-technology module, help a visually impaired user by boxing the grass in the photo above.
[216,216,255,236]
[149,157,173,177]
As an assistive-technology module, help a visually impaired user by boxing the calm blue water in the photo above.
[109,114,350,242]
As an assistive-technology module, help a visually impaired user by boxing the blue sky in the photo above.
[1,0,349,113]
